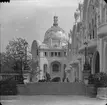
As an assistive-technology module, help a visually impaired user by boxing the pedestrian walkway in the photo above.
[1,95,107,105]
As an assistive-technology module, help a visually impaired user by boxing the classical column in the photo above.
[61,64,63,82]
[104,40,107,73]
[78,59,82,81]
[99,38,103,72]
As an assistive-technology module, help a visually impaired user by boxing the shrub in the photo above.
[38,79,46,82]
[94,72,107,88]
[0,78,18,95]
[88,74,95,84]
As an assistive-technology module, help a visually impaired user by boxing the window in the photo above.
[51,52,54,57]
[58,52,61,57]
[52,64,60,72]
[44,52,47,57]
[55,52,57,56]
[50,52,62,57]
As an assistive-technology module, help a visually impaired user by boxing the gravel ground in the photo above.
[1,95,107,105]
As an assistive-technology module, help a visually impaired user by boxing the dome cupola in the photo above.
[43,16,68,47]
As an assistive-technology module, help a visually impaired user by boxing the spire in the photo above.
[53,16,58,26]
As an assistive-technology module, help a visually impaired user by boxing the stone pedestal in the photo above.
[83,70,91,85]
[83,62,91,85]
[97,87,107,100]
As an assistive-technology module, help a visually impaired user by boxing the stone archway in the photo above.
[93,51,100,74]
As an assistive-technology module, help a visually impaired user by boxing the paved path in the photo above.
[1,95,107,105]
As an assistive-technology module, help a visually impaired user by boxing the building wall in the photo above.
[39,49,68,81]
[97,0,107,73]
[17,82,93,95]
[77,0,107,75]
[67,0,107,83]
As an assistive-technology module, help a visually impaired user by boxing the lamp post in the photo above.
[83,41,91,85]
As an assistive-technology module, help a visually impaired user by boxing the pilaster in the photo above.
[103,40,107,73]
[99,38,103,72]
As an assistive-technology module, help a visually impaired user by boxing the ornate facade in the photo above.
[31,16,68,82]
[31,0,107,83]
[67,0,107,82]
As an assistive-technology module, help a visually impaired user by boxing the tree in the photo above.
[30,60,41,82]
[1,38,31,83]
[0,52,15,73]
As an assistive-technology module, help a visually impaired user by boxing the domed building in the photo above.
[31,16,68,82]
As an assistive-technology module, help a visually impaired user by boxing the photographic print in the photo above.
[0,0,107,105]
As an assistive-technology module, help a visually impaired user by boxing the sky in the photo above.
[0,0,82,52]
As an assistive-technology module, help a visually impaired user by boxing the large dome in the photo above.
[43,16,68,45]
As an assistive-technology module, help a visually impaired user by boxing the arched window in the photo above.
[58,52,61,57]
[52,64,60,72]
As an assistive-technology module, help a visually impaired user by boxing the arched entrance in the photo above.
[51,77,61,82]
[93,51,100,74]
[51,61,61,73]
